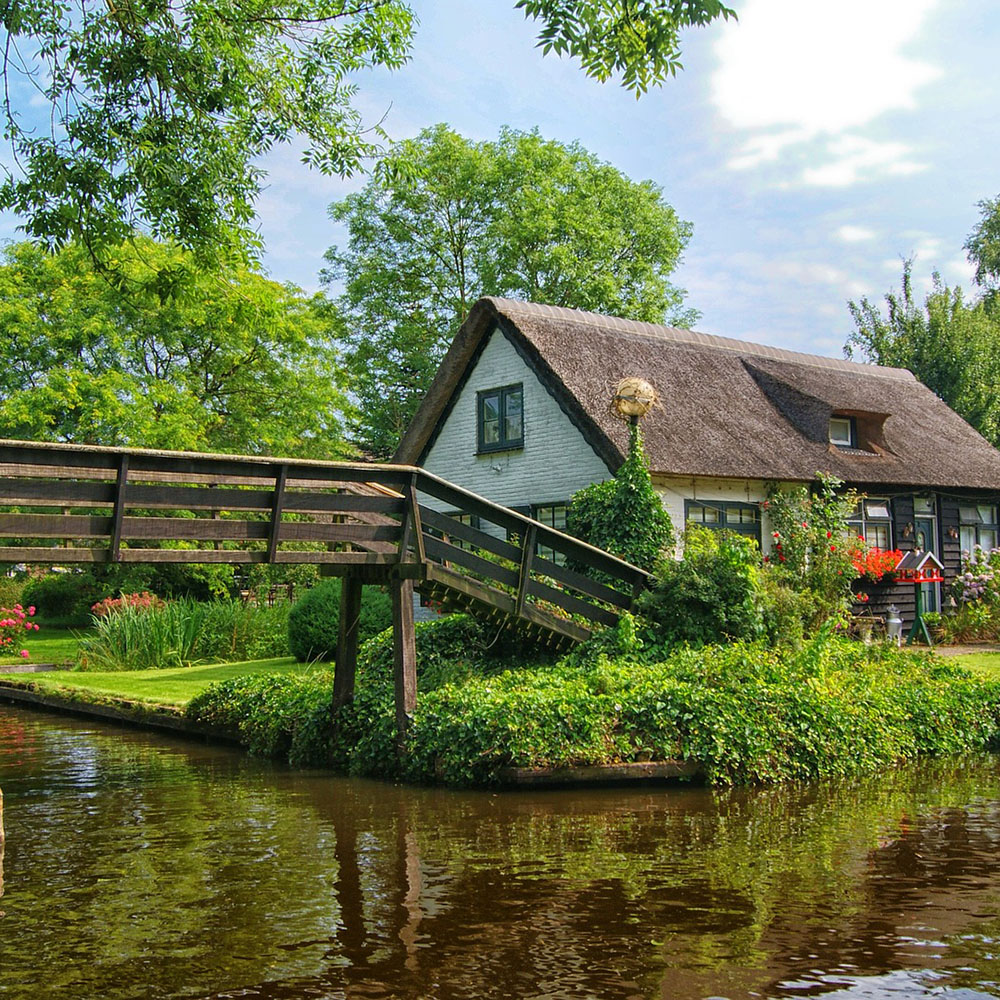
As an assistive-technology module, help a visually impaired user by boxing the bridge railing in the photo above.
[0,439,648,639]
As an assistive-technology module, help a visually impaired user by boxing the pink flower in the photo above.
[27,606,35,615]
[20,650,29,658]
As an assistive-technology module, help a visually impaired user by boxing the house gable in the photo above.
[420,323,614,512]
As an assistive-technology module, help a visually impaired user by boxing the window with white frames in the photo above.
[959,504,998,552]
[848,498,892,549]
[829,416,855,448]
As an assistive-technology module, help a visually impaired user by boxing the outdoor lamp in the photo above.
[612,377,657,422]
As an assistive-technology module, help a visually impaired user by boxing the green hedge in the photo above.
[188,616,1000,786]
[286,579,393,662]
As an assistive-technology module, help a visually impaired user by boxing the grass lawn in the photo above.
[0,627,88,667]
[946,651,1000,681]
[0,657,328,709]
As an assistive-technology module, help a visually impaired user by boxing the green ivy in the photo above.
[187,616,1000,787]
[566,422,674,575]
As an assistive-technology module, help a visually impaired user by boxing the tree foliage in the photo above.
[0,0,732,264]
[0,0,416,264]
[325,124,695,456]
[964,194,1000,293]
[0,239,352,456]
[518,0,736,94]
[847,261,1000,447]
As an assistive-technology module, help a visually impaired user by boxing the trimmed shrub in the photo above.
[22,572,103,624]
[287,579,393,663]
[567,423,673,575]
[0,576,25,609]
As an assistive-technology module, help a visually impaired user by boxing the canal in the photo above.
[1,704,998,1000]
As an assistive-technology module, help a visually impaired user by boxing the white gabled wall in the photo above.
[421,325,612,512]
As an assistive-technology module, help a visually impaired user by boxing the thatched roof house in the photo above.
[396,297,1000,620]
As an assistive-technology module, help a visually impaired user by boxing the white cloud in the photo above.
[836,225,877,243]
[712,0,942,184]
[802,136,927,187]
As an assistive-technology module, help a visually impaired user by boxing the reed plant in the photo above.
[76,598,289,671]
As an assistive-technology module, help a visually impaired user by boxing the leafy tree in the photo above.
[0,239,352,457]
[847,262,1000,447]
[566,422,674,576]
[325,124,695,456]
[964,194,1000,293]
[0,0,733,264]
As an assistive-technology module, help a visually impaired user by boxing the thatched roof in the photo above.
[395,298,1000,490]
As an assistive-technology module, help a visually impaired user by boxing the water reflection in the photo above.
[0,705,998,1000]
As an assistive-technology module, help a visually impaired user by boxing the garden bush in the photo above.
[187,617,1000,787]
[0,576,25,609]
[636,525,767,648]
[287,579,393,662]
[22,572,104,624]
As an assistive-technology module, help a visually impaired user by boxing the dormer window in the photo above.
[829,416,855,448]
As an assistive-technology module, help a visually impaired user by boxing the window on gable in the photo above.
[959,504,998,552]
[848,498,892,549]
[477,384,524,453]
[685,501,761,543]
[829,416,855,448]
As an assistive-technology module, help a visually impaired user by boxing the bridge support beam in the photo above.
[333,576,363,709]
[392,578,417,749]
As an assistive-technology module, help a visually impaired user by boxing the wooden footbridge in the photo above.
[0,440,649,739]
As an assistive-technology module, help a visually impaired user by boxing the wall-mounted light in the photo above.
[947,526,959,540]
[902,522,914,538]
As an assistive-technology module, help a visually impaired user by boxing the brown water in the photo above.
[1,705,998,1000]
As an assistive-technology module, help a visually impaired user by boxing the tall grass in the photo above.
[76,599,290,671]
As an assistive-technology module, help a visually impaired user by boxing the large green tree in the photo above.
[0,1,734,264]
[847,248,1000,448]
[965,194,1000,293]
[0,239,352,457]
[324,124,695,456]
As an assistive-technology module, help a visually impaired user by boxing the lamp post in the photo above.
[611,377,656,424]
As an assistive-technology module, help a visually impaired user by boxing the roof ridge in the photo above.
[483,296,916,382]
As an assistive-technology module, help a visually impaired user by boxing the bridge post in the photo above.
[333,576,363,709]
[391,578,417,749]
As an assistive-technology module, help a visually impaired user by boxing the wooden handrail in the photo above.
[0,438,649,637]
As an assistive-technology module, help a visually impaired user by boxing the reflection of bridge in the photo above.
[0,440,648,739]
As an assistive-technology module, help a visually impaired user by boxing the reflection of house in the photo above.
[395,297,1000,623]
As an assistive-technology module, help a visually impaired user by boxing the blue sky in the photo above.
[253,0,1000,359]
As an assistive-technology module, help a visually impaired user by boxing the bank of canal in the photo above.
[2,704,1000,1000]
